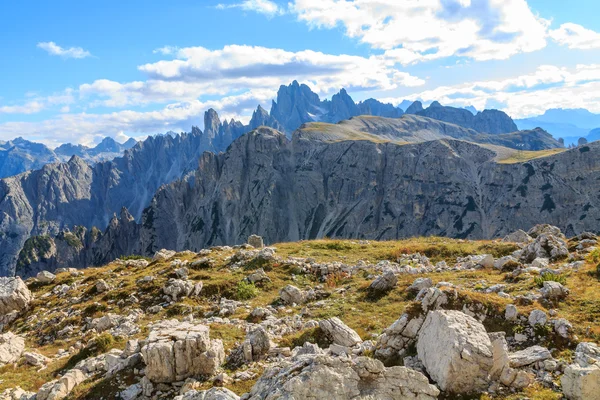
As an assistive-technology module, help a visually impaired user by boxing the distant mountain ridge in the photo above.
[15,127,595,275]
[515,108,600,145]
[0,136,138,179]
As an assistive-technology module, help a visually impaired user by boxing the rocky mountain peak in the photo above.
[406,101,424,114]
[204,109,221,139]
[270,81,322,133]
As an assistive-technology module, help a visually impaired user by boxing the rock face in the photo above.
[417,310,493,393]
[0,111,245,277]
[100,130,600,262]
[246,354,440,400]
[140,320,225,383]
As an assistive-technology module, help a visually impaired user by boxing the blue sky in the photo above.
[1,0,600,146]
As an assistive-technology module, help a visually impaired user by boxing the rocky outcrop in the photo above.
[417,310,493,393]
[36,368,87,400]
[140,320,225,383]
[246,354,440,399]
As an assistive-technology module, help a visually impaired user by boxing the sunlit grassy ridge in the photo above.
[497,148,567,164]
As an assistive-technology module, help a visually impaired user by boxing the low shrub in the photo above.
[534,272,567,287]
[234,280,260,300]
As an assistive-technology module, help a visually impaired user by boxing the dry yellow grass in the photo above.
[497,148,566,164]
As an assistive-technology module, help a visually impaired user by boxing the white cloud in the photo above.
[549,23,600,50]
[0,90,275,147]
[37,41,92,59]
[0,89,74,115]
[290,0,550,64]
[386,64,600,118]
[153,46,179,55]
[0,101,45,114]
[216,0,283,16]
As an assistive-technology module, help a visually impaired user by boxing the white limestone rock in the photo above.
[416,310,493,393]
[36,368,87,400]
[246,354,439,400]
[509,346,552,367]
[36,271,56,284]
[140,320,224,383]
[319,317,362,347]
[368,271,397,294]
[0,332,24,366]
[0,277,32,316]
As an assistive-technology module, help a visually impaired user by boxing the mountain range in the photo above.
[0,136,138,179]
[0,80,570,276]
[515,108,600,145]
[15,126,596,276]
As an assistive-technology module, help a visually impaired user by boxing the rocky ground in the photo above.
[0,227,599,399]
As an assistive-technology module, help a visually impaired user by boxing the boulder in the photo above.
[279,284,305,305]
[528,224,564,239]
[246,354,439,400]
[140,320,224,383]
[561,343,600,400]
[0,277,33,316]
[407,277,432,293]
[528,309,548,326]
[163,279,203,301]
[153,249,176,262]
[36,271,56,284]
[562,364,600,400]
[245,269,270,285]
[95,279,110,293]
[541,281,569,300]
[416,310,493,393]
[228,327,272,367]
[503,229,533,244]
[0,332,24,366]
[247,235,264,249]
[368,271,397,294]
[505,304,518,321]
[319,317,362,347]
[509,346,552,367]
[23,351,50,367]
[175,387,240,400]
[36,368,87,400]
[520,233,569,262]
